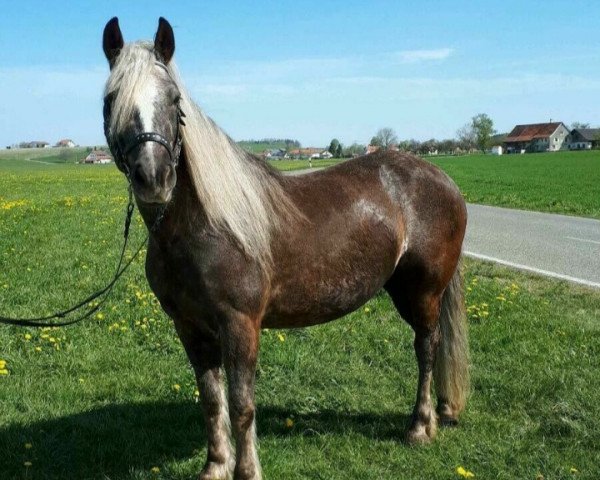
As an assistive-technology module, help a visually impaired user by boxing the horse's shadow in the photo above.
[0,401,411,479]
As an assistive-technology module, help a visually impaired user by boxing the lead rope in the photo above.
[0,181,164,328]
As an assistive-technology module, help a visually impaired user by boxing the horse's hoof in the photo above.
[405,426,433,445]
[198,461,232,480]
[439,415,459,427]
[437,404,459,427]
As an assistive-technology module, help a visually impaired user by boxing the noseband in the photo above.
[106,105,185,175]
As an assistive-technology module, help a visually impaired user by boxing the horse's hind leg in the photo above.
[386,275,442,444]
[405,294,442,444]
[173,319,234,480]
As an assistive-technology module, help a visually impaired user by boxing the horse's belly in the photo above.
[264,239,398,328]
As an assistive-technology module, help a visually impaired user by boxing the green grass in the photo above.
[268,158,345,171]
[0,147,91,165]
[1,159,600,479]
[429,150,600,219]
[237,140,297,154]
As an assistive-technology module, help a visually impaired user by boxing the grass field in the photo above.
[1,147,91,165]
[428,150,600,219]
[4,147,598,218]
[1,154,599,479]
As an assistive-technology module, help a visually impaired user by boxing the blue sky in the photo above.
[1,0,600,147]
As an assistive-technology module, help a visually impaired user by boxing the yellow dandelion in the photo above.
[364,306,371,313]
[24,461,32,467]
[24,443,32,449]
[570,467,579,474]
[96,313,105,320]
[456,466,475,478]
[0,360,6,369]
[151,466,160,473]
[24,334,32,341]
[285,418,294,428]
[34,347,42,352]
[172,384,181,392]
[277,333,285,342]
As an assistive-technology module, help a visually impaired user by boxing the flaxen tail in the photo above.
[433,261,470,422]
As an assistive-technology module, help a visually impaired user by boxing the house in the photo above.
[266,148,286,159]
[567,128,600,150]
[21,141,49,148]
[503,122,570,153]
[84,150,112,164]
[56,139,75,148]
[286,148,324,159]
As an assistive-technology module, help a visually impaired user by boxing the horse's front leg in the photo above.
[221,310,261,480]
[173,319,234,480]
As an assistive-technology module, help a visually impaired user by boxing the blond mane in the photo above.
[105,42,300,269]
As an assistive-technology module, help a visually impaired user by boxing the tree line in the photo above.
[241,115,599,159]
[327,114,498,157]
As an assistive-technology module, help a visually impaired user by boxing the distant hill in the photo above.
[237,139,300,154]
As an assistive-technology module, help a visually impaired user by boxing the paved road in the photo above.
[465,204,600,288]
[285,168,600,288]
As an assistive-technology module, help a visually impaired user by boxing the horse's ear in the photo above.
[154,17,175,64]
[103,17,124,68]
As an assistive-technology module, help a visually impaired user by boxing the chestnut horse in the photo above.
[102,17,469,480]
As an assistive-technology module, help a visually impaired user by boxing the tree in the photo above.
[335,143,343,158]
[571,122,590,130]
[372,127,398,149]
[370,136,382,147]
[328,138,340,156]
[471,113,496,152]
[343,143,365,157]
[456,123,476,151]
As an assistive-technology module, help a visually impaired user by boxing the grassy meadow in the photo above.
[428,150,600,219]
[0,151,599,479]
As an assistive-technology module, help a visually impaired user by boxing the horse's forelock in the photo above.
[104,42,162,136]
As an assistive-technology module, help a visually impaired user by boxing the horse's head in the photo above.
[102,17,183,205]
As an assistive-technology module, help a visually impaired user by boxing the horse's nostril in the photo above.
[133,168,146,186]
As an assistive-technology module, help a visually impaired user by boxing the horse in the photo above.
[102,17,469,480]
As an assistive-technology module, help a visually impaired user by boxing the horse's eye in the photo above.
[103,99,111,117]
[103,93,114,117]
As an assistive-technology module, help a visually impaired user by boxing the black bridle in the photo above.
[106,102,186,176]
